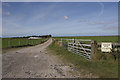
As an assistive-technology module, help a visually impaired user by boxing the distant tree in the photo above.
[49,34,52,37]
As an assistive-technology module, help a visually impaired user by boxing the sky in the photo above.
[2,2,118,37]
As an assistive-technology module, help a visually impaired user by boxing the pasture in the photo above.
[48,36,119,78]
[2,38,48,49]
[53,36,119,42]
[48,40,118,78]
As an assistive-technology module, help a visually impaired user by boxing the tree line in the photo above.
[11,35,52,38]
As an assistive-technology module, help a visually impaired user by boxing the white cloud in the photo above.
[89,21,105,25]
[89,20,117,25]
[0,2,1,37]
[3,18,21,32]
[3,11,10,16]
[40,17,46,20]
[79,19,89,22]
[103,25,118,30]
[97,2,104,17]
[25,3,57,23]
[53,13,56,17]
[2,3,10,7]
[64,16,68,20]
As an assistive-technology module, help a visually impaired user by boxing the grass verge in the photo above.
[47,41,118,78]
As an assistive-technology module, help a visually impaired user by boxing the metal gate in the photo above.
[61,39,93,60]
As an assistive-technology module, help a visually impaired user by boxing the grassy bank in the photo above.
[48,41,118,78]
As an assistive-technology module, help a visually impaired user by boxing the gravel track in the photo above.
[2,38,96,78]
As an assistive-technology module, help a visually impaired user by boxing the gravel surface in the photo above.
[2,38,96,78]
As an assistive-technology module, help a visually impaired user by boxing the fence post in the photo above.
[26,40,28,45]
[67,41,69,51]
[8,41,10,47]
[32,41,33,45]
[91,40,97,60]
[74,38,75,43]
[19,40,20,46]
[27,40,28,45]
[61,38,63,47]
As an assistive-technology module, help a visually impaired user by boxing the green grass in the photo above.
[0,38,1,49]
[48,41,118,78]
[2,38,48,49]
[53,36,119,42]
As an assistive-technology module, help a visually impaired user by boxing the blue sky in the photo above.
[2,2,118,37]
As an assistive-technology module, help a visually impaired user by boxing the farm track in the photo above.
[2,38,96,78]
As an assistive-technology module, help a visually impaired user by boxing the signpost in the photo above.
[101,43,112,52]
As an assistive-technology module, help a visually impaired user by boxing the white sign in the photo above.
[101,43,112,52]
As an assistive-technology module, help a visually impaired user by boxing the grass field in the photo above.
[48,41,118,78]
[48,36,119,78]
[53,36,119,42]
[0,38,1,49]
[2,38,48,49]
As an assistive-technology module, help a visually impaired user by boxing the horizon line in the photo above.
[1,34,120,38]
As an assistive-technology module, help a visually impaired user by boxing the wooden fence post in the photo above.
[19,40,20,46]
[91,40,97,60]
[61,38,63,47]
[8,41,10,47]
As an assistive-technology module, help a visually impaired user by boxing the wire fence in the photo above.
[2,38,48,49]
[56,38,120,60]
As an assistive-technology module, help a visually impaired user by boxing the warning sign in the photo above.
[101,43,112,52]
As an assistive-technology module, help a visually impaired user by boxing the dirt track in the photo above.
[2,38,94,78]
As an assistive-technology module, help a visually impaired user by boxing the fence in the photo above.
[68,40,92,59]
[59,39,95,60]
[97,42,120,52]
[57,38,120,60]
[2,38,48,49]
